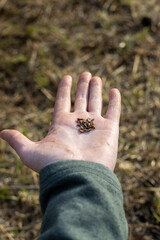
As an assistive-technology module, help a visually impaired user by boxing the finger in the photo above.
[74,72,92,112]
[0,129,33,161]
[54,75,72,115]
[105,88,121,123]
[88,76,102,115]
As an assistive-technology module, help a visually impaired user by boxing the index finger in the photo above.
[105,88,121,123]
[53,75,72,115]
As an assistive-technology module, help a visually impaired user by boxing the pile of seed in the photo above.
[76,118,96,133]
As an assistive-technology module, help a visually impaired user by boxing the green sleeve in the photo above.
[38,160,128,240]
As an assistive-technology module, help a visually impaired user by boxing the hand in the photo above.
[0,72,121,173]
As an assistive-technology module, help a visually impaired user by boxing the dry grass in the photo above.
[0,0,160,239]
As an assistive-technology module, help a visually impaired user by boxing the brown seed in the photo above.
[86,128,91,132]
[80,129,84,133]
[77,118,96,132]
[77,119,83,123]
[86,123,90,128]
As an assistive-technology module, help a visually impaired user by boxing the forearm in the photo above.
[38,160,128,240]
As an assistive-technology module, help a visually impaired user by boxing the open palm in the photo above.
[0,72,121,173]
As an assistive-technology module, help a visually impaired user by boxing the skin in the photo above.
[0,72,121,173]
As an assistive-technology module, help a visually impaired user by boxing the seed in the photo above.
[77,118,96,132]
[80,129,84,133]
[86,123,90,128]
[86,128,91,132]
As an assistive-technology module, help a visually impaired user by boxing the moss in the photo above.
[0,187,9,198]
[26,25,49,38]
[35,73,49,87]
[6,54,27,67]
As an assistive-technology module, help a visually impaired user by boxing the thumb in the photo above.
[0,129,33,163]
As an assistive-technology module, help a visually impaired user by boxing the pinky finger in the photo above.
[105,88,121,123]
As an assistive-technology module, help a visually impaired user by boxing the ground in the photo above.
[0,0,160,239]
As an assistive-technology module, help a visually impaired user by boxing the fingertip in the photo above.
[78,72,92,84]
[90,76,102,89]
[0,129,9,140]
[91,76,102,82]
[62,75,72,85]
[109,88,121,99]
[63,74,72,80]
[80,72,92,78]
